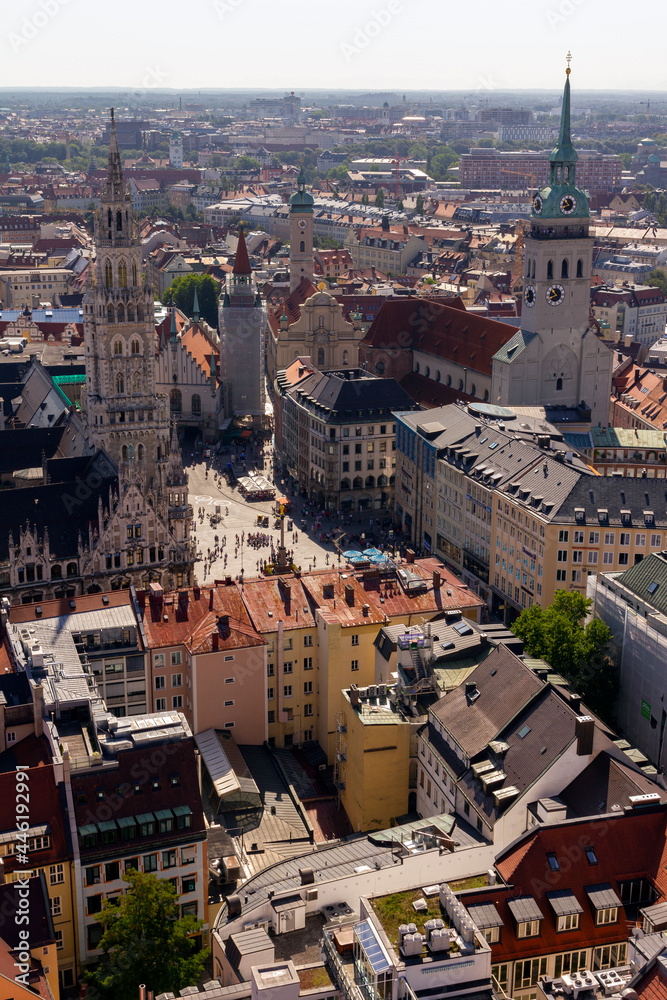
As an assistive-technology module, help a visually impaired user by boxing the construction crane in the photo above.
[495,167,539,200]
[639,99,667,120]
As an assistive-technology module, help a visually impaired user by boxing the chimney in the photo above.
[139,988,147,1000]
[575,715,595,756]
[569,692,581,713]
[362,603,370,616]
[345,583,355,606]
[625,333,633,348]
[350,684,360,707]
[433,570,441,590]
[212,633,219,651]
[209,588,214,611]
[33,682,44,738]
[406,548,415,563]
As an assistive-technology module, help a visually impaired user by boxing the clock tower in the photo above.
[491,57,613,422]
[289,165,314,292]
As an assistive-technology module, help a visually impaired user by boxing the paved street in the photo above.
[183,443,398,586]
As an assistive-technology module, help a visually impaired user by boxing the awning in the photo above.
[173,805,192,817]
[77,824,97,838]
[155,809,174,821]
[98,820,117,833]
[508,896,543,923]
[547,890,584,917]
[117,817,136,829]
[586,884,622,910]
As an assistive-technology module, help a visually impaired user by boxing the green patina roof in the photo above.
[589,426,667,450]
[532,63,590,221]
[289,164,314,213]
[492,328,537,365]
[615,552,667,616]
[53,374,86,385]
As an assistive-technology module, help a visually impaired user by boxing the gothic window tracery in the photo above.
[116,373,125,395]
[105,260,112,287]
[118,262,127,288]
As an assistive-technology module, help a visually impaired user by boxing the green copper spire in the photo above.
[549,51,577,185]
[192,284,200,321]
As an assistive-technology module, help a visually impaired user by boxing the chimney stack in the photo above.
[575,715,595,756]
[344,583,355,606]
[433,570,441,590]
[209,588,214,611]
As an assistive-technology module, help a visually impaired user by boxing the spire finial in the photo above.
[566,50,572,76]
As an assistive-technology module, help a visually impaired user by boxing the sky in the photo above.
[3,0,667,94]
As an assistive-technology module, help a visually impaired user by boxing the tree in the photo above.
[361,193,369,206]
[375,188,385,208]
[646,269,667,297]
[512,591,615,720]
[162,273,219,329]
[235,155,260,171]
[416,194,425,215]
[84,870,209,1000]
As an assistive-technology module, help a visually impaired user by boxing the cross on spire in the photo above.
[566,50,572,75]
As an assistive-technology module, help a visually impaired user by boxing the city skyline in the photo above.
[4,0,667,93]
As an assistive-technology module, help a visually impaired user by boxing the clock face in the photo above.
[532,194,543,215]
[297,219,307,231]
[524,284,536,307]
[546,283,565,306]
[560,194,576,215]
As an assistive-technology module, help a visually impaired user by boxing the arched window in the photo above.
[484,389,489,402]
[547,259,553,280]
[67,562,78,577]
[342,350,349,365]
[425,366,430,378]
[117,303,125,323]
[458,379,464,391]
[192,393,201,417]
[107,208,112,230]
[470,383,476,396]
[51,564,62,580]
[114,339,123,355]
[132,263,137,285]
[556,377,563,391]
[132,371,141,393]
[577,258,583,278]
[435,370,441,382]
[131,339,140,355]
[377,474,387,487]
[340,478,351,491]
[138,443,144,461]
[107,304,114,323]
[300,241,305,253]
[375,360,385,375]
[317,348,325,367]
[118,262,127,288]
[127,303,135,322]
[446,374,452,386]
[170,388,182,413]
[561,259,568,279]
[116,373,125,395]
[137,303,144,321]
[365,475,375,489]
[121,445,128,461]
[116,210,122,232]
[104,260,112,287]
[532,260,536,279]
[389,474,395,486]
[353,476,363,489]
[415,362,420,373]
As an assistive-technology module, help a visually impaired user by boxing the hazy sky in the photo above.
[4,0,667,93]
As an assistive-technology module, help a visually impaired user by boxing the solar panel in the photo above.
[354,920,391,974]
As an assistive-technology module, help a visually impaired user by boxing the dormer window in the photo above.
[547,852,560,871]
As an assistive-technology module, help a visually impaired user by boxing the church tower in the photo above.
[491,57,612,422]
[82,109,171,497]
[289,165,314,292]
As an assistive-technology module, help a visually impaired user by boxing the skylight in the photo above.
[547,853,560,871]
[648,582,659,596]
[518,724,531,739]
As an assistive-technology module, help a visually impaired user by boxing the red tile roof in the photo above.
[635,962,667,1000]
[241,575,317,633]
[360,298,515,376]
[138,584,265,654]
[354,557,484,617]
[233,229,252,276]
[0,763,69,876]
[465,808,667,964]
[399,371,477,408]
